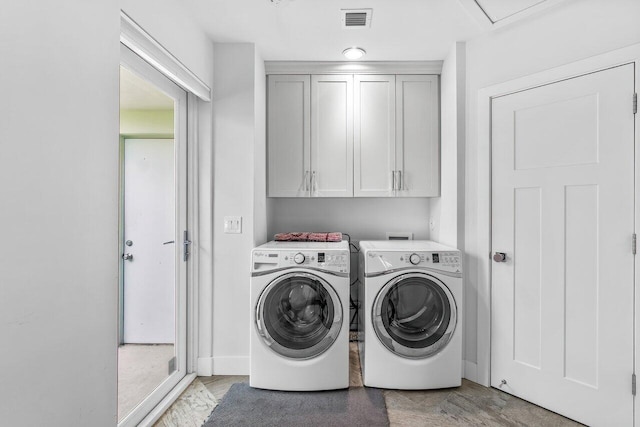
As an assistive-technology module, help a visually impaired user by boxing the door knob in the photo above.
[123,253,134,261]
[493,252,507,262]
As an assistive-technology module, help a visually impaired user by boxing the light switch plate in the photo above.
[224,216,242,234]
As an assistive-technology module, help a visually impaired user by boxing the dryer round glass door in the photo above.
[255,272,343,359]
[372,273,457,358]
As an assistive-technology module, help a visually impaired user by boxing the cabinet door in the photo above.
[354,75,396,197]
[267,75,311,197]
[396,75,439,197]
[311,75,353,197]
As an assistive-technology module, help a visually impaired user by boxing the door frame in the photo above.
[118,45,189,427]
[472,43,640,407]
[118,10,212,426]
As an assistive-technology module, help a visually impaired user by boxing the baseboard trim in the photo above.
[197,357,214,376]
[213,356,250,375]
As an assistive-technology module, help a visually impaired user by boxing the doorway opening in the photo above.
[118,45,188,426]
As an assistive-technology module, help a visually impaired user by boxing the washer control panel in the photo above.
[253,250,349,274]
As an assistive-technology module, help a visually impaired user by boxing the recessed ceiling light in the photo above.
[342,47,366,60]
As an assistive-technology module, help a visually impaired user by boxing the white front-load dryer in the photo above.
[358,240,462,389]
[250,240,350,391]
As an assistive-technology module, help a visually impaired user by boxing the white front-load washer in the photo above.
[358,240,462,389]
[250,240,350,391]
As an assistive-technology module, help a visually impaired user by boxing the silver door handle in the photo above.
[163,240,175,245]
[304,171,310,191]
[493,252,507,262]
[391,171,395,191]
[183,230,192,262]
[396,171,403,191]
[123,253,133,261]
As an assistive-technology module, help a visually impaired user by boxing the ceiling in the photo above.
[120,66,174,110]
[181,0,486,61]
[119,0,564,109]
[475,0,546,23]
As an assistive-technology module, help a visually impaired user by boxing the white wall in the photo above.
[120,0,213,85]
[120,109,174,135]
[430,42,465,249]
[254,50,268,246]
[0,3,120,425]
[211,43,266,374]
[0,2,213,424]
[463,0,640,380]
[268,198,431,242]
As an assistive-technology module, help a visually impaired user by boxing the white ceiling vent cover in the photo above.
[341,9,372,29]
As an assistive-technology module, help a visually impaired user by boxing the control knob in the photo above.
[409,253,421,265]
[293,253,305,264]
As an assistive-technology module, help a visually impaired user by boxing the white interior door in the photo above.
[123,138,175,343]
[491,64,635,427]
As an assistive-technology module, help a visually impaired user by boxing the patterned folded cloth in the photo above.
[274,232,343,242]
[308,232,327,242]
[290,232,309,241]
[274,232,310,241]
[274,233,292,241]
[327,232,342,242]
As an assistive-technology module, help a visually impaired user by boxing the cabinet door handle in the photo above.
[311,171,317,195]
[397,171,403,191]
[304,170,310,191]
[391,171,396,191]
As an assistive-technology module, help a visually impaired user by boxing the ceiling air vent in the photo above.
[341,9,372,29]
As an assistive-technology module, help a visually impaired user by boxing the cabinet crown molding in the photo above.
[265,61,443,75]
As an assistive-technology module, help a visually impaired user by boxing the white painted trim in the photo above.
[474,42,640,390]
[634,59,640,427]
[463,360,479,383]
[120,11,211,101]
[138,373,197,427]
[197,357,214,376]
[213,356,250,375]
[265,61,443,75]
[634,58,640,427]
[456,0,569,30]
[187,92,200,374]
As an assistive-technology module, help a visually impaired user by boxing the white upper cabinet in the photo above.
[354,75,439,197]
[267,72,439,198]
[311,75,353,197]
[267,75,311,197]
[354,75,396,197]
[396,75,439,197]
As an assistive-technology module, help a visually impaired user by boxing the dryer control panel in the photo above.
[252,250,349,274]
[365,251,462,276]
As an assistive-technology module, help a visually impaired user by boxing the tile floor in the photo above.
[197,343,582,426]
[154,379,216,427]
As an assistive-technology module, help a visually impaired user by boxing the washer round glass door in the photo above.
[372,273,457,358]
[255,272,343,359]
